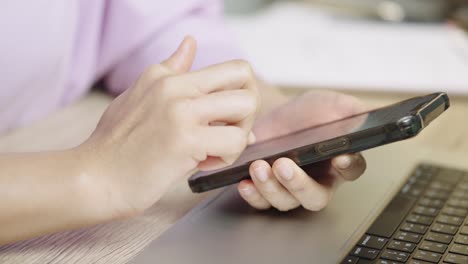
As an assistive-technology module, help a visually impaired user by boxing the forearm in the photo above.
[0,149,105,245]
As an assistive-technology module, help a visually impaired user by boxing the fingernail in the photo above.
[254,167,269,182]
[335,155,352,169]
[278,163,294,181]
[240,186,254,196]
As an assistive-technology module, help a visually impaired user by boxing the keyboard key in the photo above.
[449,244,468,255]
[344,165,468,264]
[419,241,447,254]
[408,260,433,264]
[351,247,379,260]
[409,169,432,183]
[425,232,453,244]
[408,176,430,186]
[461,226,468,235]
[459,181,468,190]
[401,183,425,197]
[341,256,358,264]
[419,198,444,209]
[415,164,435,173]
[401,222,428,234]
[442,207,468,217]
[358,235,387,250]
[376,259,401,264]
[436,215,464,226]
[431,223,459,235]
[412,250,442,263]
[447,198,468,209]
[380,249,409,262]
[429,180,454,191]
[408,185,425,197]
[394,231,422,243]
[356,260,373,264]
[407,214,433,225]
[413,206,439,217]
[455,235,468,245]
[424,189,450,200]
[435,169,463,183]
[444,253,468,264]
[367,195,416,238]
[452,190,468,199]
[375,260,400,264]
[387,240,416,253]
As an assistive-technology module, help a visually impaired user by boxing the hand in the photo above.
[237,90,366,211]
[80,37,260,218]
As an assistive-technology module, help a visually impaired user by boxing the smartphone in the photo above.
[188,92,450,193]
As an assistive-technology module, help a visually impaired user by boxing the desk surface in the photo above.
[0,90,467,263]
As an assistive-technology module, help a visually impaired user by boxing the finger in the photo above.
[191,89,257,125]
[249,160,300,212]
[178,60,259,97]
[197,131,255,171]
[197,126,248,164]
[238,180,271,210]
[141,36,197,84]
[272,158,333,211]
[331,153,367,181]
[161,35,197,74]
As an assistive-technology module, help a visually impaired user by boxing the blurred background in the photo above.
[222,0,468,95]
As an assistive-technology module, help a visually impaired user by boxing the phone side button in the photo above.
[316,138,350,154]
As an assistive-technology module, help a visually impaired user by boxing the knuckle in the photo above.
[261,185,278,196]
[176,129,205,160]
[286,177,307,193]
[154,76,177,97]
[144,64,168,81]
[231,59,254,78]
[166,99,192,125]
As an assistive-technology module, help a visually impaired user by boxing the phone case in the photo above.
[188,92,450,193]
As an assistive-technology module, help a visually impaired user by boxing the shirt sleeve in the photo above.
[102,0,245,95]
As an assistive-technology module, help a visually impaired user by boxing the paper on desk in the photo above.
[226,2,468,94]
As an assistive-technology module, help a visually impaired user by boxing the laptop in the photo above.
[130,142,468,264]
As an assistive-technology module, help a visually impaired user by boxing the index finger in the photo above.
[170,59,259,98]
[182,60,261,139]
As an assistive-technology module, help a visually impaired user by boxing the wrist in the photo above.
[66,145,120,225]
[72,140,149,222]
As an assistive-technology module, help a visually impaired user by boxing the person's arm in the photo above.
[0,38,260,245]
[0,150,107,244]
[99,0,367,213]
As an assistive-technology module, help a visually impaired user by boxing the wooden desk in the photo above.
[0,90,466,263]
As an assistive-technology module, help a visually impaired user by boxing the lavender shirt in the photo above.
[0,0,241,133]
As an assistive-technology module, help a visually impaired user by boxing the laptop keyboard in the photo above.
[341,164,468,264]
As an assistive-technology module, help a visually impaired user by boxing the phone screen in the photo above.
[193,94,436,179]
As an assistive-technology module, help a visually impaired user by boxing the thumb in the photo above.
[162,36,197,74]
